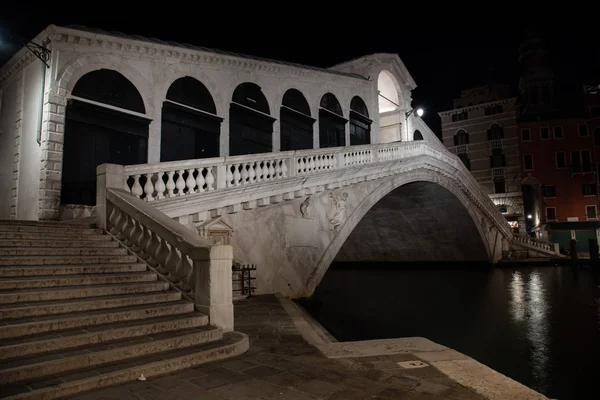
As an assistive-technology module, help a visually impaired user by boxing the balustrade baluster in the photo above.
[233,164,241,186]
[186,169,196,194]
[275,160,282,178]
[166,171,176,197]
[143,173,154,201]
[241,163,249,184]
[255,162,263,182]
[175,170,186,195]
[205,167,215,190]
[196,168,206,192]
[226,165,234,187]
[309,156,315,172]
[298,157,305,174]
[155,172,166,199]
[268,160,275,179]
[281,159,288,177]
[124,176,131,193]
[131,175,143,198]
[248,162,256,183]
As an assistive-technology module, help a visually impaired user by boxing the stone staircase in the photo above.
[0,220,248,400]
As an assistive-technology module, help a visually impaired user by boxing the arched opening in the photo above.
[349,96,371,145]
[454,129,469,145]
[161,77,222,162]
[335,181,489,263]
[413,130,423,141]
[229,82,275,156]
[63,69,150,206]
[377,70,403,143]
[319,93,347,148]
[280,89,315,151]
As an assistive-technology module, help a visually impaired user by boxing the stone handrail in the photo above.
[100,184,233,331]
[511,233,558,254]
[118,140,513,240]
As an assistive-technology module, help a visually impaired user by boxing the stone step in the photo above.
[0,248,127,257]
[0,325,222,384]
[0,220,95,228]
[0,272,157,290]
[0,240,119,249]
[0,301,194,339]
[0,226,102,235]
[0,313,205,360]
[0,291,181,320]
[0,254,137,266]
[0,263,147,278]
[0,232,111,241]
[0,331,248,400]
[0,281,169,304]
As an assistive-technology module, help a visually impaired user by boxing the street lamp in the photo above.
[404,108,425,140]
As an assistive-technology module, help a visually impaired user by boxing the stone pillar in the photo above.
[194,245,234,332]
[95,164,124,230]
[147,118,161,163]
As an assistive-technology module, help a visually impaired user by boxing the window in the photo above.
[498,205,508,213]
[582,150,592,172]
[490,148,506,168]
[594,128,600,146]
[488,124,504,140]
[556,152,566,169]
[543,185,556,198]
[540,127,550,139]
[485,104,503,116]
[583,183,597,196]
[494,177,506,194]
[553,126,564,139]
[454,130,469,145]
[546,207,556,221]
[579,125,589,137]
[586,205,597,220]
[452,111,468,122]
[521,129,531,141]
[591,106,600,118]
[524,154,534,171]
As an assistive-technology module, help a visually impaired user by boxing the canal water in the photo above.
[299,263,600,400]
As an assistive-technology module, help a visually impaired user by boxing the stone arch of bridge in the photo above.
[305,170,496,295]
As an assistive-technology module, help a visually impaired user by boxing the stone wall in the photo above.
[0,75,21,219]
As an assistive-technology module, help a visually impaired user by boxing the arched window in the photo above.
[161,77,222,162]
[63,69,150,206]
[413,130,424,141]
[349,96,371,145]
[454,129,469,145]
[487,123,504,140]
[280,89,314,151]
[319,93,347,148]
[230,83,275,156]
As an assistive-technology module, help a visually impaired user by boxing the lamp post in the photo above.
[405,108,424,141]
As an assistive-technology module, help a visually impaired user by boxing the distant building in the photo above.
[439,85,525,234]
[516,34,600,252]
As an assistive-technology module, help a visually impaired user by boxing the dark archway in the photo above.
[161,77,222,162]
[229,83,275,156]
[413,130,424,141]
[280,89,314,151]
[319,93,347,148]
[63,69,150,206]
[349,96,371,145]
[335,181,489,262]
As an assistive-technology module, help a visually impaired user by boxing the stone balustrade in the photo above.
[115,141,514,241]
[99,184,234,331]
[512,233,558,254]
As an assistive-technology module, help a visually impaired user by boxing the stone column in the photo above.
[147,118,161,163]
[194,245,234,332]
[95,164,124,230]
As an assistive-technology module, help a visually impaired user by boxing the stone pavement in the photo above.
[67,295,484,400]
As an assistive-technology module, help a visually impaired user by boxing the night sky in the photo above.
[1,8,598,136]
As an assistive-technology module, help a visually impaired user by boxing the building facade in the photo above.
[0,24,435,221]
[439,85,525,233]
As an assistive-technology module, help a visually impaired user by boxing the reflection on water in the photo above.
[509,271,549,391]
[300,265,600,400]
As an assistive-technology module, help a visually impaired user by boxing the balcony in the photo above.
[490,139,502,149]
[492,168,504,177]
[456,144,468,154]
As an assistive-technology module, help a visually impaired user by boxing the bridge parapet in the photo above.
[114,141,513,241]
